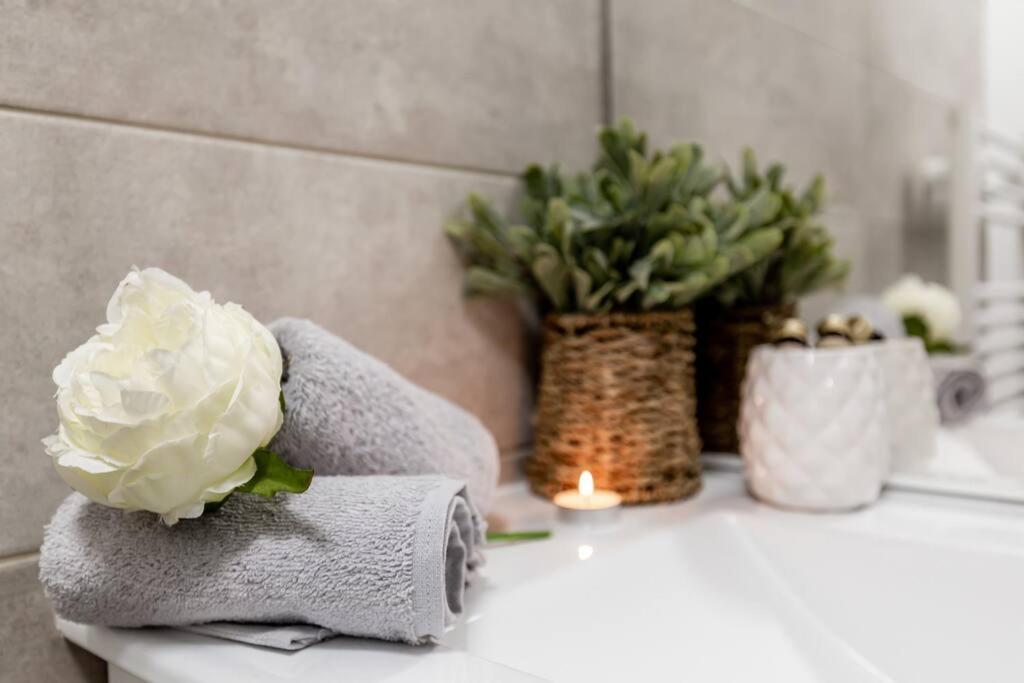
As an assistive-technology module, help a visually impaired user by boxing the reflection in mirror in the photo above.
[880,117,1024,501]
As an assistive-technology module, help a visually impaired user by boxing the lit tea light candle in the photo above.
[553,470,622,525]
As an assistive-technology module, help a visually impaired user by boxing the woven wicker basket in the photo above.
[525,309,702,504]
[696,302,796,454]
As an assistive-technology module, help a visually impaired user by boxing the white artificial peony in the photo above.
[43,267,283,524]
[881,274,962,342]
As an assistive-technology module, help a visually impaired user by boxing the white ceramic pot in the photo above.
[739,345,890,511]
[878,337,938,473]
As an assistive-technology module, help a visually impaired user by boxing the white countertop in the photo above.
[58,467,1024,683]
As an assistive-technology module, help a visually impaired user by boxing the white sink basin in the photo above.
[57,469,1024,682]
[742,514,1024,683]
[448,515,879,682]
[444,473,1024,682]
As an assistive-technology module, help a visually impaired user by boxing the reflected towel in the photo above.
[40,475,483,647]
[931,355,988,424]
[268,318,500,513]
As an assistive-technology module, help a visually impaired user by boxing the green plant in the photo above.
[444,119,784,313]
[713,148,850,307]
[902,314,960,354]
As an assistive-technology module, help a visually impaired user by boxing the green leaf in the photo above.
[926,339,960,354]
[465,267,529,297]
[571,266,593,305]
[629,257,654,289]
[647,204,689,239]
[468,193,504,236]
[236,448,314,498]
[614,280,640,303]
[544,198,572,239]
[628,149,649,190]
[802,174,825,213]
[522,164,549,199]
[583,248,610,280]
[532,243,569,310]
[745,188,782,227]
[641,280,672,309]
[443,219,472,242]
[506,225,538,261]
[724,227,784,275]
[902,314,930,342]
[677,233,706,267]
[583,280,616,311]
[650,237,677,269]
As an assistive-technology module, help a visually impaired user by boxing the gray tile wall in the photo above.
[0,2,601,680]
[3,0,602,173]
[611,0,981,304]
[0,557,107,682]
[0,1,980,680]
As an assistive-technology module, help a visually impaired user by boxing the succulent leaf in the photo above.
[712,152,850,306]
[465,267,529,297]
[532,243,569,310]
[444,120,835,314]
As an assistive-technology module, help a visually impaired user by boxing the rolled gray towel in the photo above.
[40,475,482,646]
[931,354,988,424]
[269,318,500,513]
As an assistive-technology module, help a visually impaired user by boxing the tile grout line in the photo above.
[0,550,40,569]
[0,102,520,182]
[724,0,967,108]
[599,0,615,124]
[724,0,868,66]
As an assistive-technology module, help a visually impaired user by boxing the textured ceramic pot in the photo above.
[878,337,938,473]
[739,345,890,511]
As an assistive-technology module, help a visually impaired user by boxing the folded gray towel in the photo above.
[931,355,988,424]
[269,318,500,513]
[40,475,483,646]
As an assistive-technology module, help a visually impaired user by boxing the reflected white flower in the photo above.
[881,274,962,342]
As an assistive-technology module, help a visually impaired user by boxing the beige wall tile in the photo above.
[1,0,603,173]
[610,0,868,209]
[731,0,868,59]
[800,207,868,323]
[0,111,533,555]
[867,0,982,104]
[0,556,106,682]
[498,447,529,485]
[865,70,955,230]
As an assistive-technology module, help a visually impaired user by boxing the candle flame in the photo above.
[579,470,594,497]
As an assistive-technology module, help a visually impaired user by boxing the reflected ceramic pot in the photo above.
[739,345,890,511]
[878,337,938,473]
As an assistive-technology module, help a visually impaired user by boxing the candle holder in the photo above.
[739,344,890,511]
[553,471,622,525]
[527,310,702,504]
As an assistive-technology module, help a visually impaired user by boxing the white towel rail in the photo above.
[954,116,1024,409]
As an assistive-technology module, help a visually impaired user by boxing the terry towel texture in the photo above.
[269,318,500,513]
[40,475,483,645]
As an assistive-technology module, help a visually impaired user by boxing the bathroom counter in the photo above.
[57,466,1024,683]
